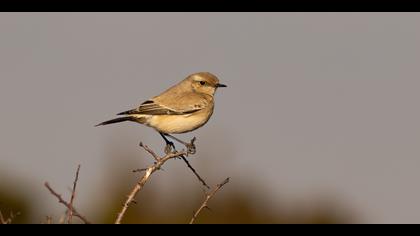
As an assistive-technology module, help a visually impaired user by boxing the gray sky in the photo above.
[1,13,420,223]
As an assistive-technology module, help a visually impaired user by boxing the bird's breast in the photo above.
[147,107,213,134]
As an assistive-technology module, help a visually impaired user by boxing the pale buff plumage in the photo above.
[96,72,226,134]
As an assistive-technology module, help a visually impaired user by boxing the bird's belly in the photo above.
[147,112,211,134]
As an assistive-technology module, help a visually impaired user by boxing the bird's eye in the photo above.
[200,81,206,85]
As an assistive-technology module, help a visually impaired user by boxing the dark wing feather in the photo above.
[117,100,201,116]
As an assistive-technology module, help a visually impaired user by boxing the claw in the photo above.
[164,143,173,154]
[186,137,197,155]
[187,144,196,155]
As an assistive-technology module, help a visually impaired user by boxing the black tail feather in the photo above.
[95,116,136,127]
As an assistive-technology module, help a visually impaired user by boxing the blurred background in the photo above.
[1,13,420,224]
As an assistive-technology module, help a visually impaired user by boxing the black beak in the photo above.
[216,83,227,88]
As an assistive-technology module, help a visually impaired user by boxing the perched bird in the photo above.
[96,72,226,153]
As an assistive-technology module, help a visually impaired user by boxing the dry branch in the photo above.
[180,155,210,189]
[44,182,90,224]
[170,137,210,189]
[189,177,230,224]
[114,142,188,224]
[68,164,81,224]
[0,210,20,224]
[44,165,90,224]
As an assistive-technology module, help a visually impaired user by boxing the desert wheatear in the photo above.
[96,72,226,153]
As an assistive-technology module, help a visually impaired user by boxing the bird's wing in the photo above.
[118,93,210,116]
[137,100,201,115]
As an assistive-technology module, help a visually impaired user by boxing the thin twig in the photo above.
[114,143,188,224]
[44,182,91,224]
[139,142,160,161]
[180,155,210,189]
[132,168,148,173]
[189,177,230,224]
[166,137,210,189]
[68,164,81,224]
[0,210,5,224]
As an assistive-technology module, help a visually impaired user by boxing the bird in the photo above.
[96,72,227,153]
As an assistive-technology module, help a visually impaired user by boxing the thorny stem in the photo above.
[114,143,187,224]
[189,178,230,224]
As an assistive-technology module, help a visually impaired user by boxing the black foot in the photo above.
[164,141,175,154]
[186,137,197,155]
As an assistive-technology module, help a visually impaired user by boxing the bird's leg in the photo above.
[159,132,176,154]
[165,134,196,155]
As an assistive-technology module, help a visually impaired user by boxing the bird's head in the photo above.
[189,72,227,96]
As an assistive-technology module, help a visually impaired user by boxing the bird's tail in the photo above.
[95,116,137,127]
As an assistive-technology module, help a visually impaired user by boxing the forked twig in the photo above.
[44,182,90,224]
[114,142,188,224]
[0,209,20,224]
[44,165,90,224]
[189,177,230,224]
